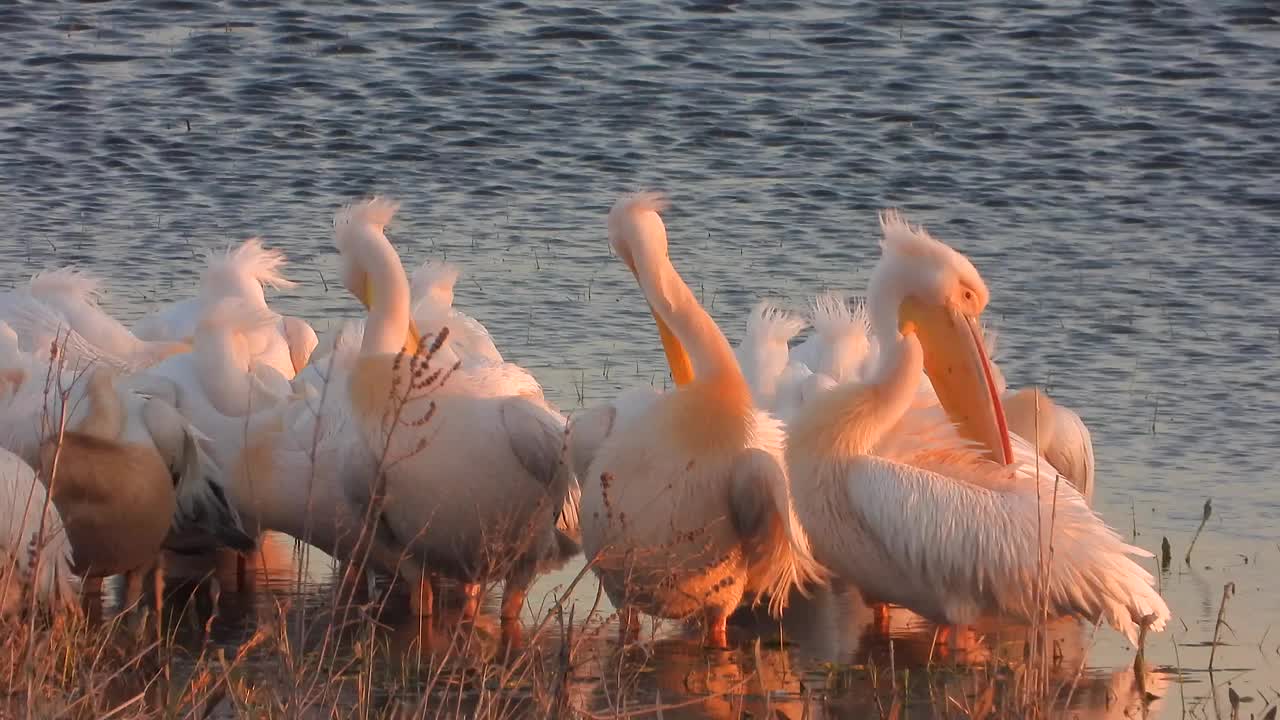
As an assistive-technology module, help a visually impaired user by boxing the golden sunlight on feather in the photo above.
[784,209,1169,644]
[577,192,823,648]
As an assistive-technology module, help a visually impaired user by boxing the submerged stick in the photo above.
[1184,498,1212,566]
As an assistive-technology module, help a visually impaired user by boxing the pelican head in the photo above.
[607,193,694,385]
[334,198,421,356]
[868,210,1012,465]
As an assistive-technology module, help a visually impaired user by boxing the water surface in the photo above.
[1,1,1277,716]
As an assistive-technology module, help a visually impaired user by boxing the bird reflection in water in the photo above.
[153,550,1168,719]
[566,589,1169,719]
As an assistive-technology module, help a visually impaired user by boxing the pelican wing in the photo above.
[141,399,255,553]
[567,387,660,483]
[1,296,130,372]
[501,397,581,567]
[1045,405,1095,505]
[27,269,150,362]
[281,316,319,374]
[0,448,76,613]
[729,446,823,613]
[729,412,826,614]
[500,398,566,500]
[839,449,1167,643]
[448,312,505,366]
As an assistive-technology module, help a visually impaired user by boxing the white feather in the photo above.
[0,447,76,615]
[735,300,806,410]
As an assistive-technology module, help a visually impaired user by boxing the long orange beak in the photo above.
[902,298,1013,465]
[651,306,694,386]
[404,317,421,356]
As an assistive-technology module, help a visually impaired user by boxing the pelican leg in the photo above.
[873,603,891,635]
[334,559,363,608]
[501,617,524,653]
[361,533,431,615]
[81,576,103,616]
[943,624,983,659]
[360,510,432,616]
[123,569,144,613]
[152,556,165,619]
[703,608,729,649]
[123,569,149,632]
[409,575,434,617]
[461,583,482,621]
[499,569,531,654]
[501,562,535,623]
[929,624,969,663]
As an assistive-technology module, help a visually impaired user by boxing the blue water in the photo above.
[1,2,1277,717]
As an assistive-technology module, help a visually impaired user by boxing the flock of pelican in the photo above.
[0,193,1168,651]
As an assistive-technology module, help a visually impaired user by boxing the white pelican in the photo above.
[0,365,252,610]
[785,210,1168,643]
[0,447,75,616]
[222,198,575,624]
[409,260,504,367]
[577,193,823,647]
[0,269,191,371]
[751,293,1097,499]
[133,238,318,378]
[291,254,580,558]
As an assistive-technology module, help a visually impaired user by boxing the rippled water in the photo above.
[2,1,1278,716]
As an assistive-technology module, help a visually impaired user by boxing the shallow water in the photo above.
[1,0,1278,716]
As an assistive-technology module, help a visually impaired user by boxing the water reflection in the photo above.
[155,546,1176,719]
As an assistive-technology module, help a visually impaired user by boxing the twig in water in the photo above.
[1209,582,1235,671]
[317,269,328,292]
[1161,536,1172,571]
[1171,632,1188,717]
[1185,498,1212,565]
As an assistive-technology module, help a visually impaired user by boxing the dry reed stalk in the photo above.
[1185,499,1212,566]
